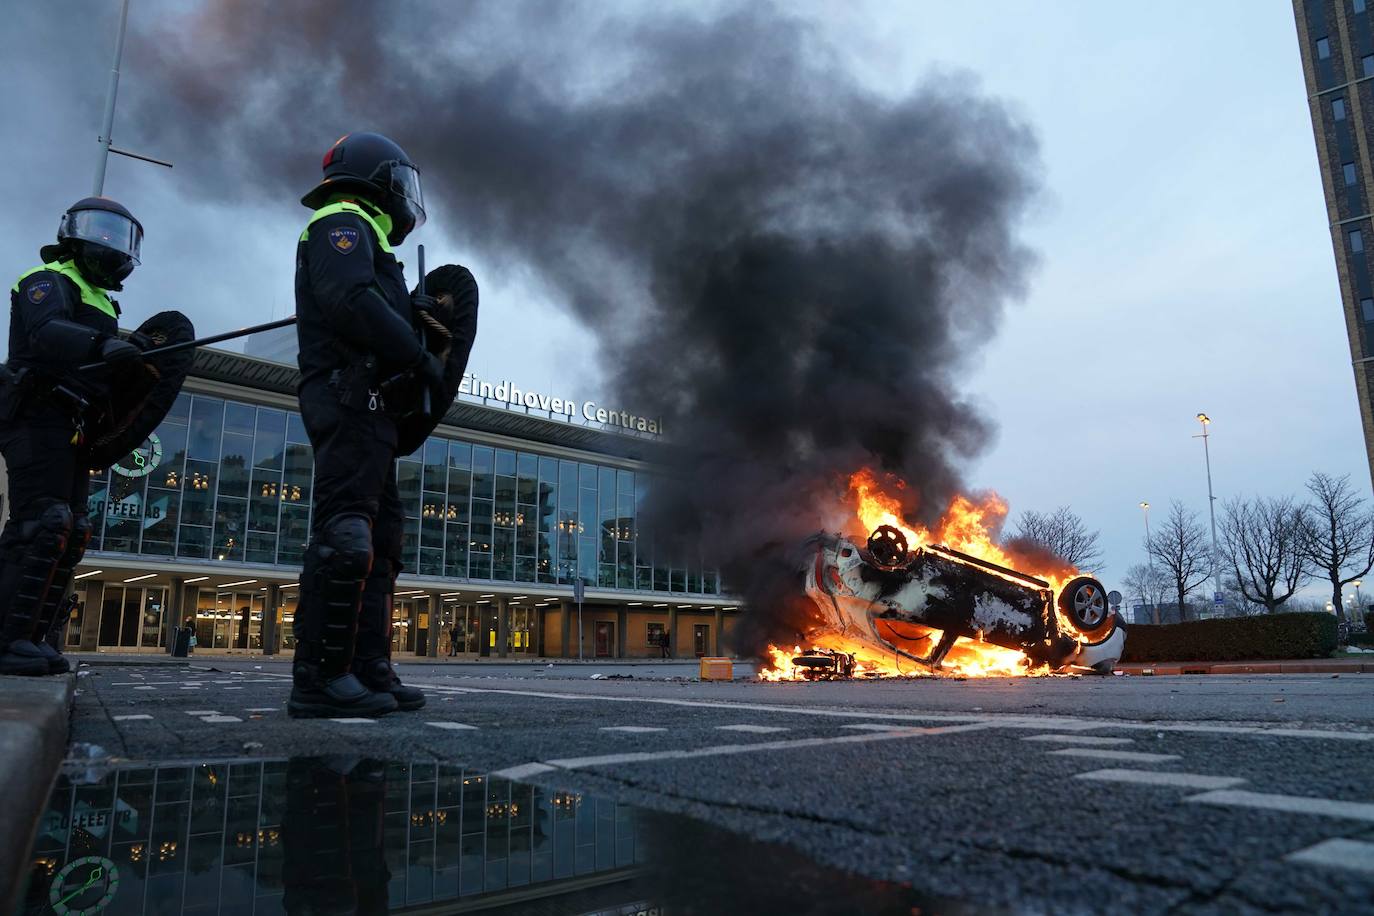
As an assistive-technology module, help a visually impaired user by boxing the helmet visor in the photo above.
[386,162,426,230]
[62,209,143,264]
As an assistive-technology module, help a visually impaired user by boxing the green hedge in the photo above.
[1120,613,1338,662]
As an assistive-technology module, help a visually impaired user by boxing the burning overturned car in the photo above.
[787,524,1125,678]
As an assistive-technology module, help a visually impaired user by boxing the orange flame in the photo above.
[761,468,1088,681]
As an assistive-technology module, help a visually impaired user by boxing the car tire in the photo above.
[1058,576,1115,642]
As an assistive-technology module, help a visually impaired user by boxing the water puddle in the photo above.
[19,757,991,915]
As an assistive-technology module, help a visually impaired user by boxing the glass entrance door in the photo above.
[194,590,265,651]
[392,599,418,654]
[97,585,167,651]
[594,621,614,658]
[507,605,535,655]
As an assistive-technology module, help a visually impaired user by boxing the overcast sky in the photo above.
[0,1,1361,599]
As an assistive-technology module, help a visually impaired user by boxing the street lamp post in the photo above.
[1193,413,1222,618]
[92,0,131,196]
[1140,501,1156,624]
[91,0,173,196]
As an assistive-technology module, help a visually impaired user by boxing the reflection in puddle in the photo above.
[22,758,980,915]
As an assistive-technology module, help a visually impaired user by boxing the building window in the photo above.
[1364,54,1374,78]
[1352,228,1365,252]
[1334,97,1348,121]
[1362,298,1374,321]
[1346,162,1359,186]
[1318,37,1331,59]
[1358,0,1367,14]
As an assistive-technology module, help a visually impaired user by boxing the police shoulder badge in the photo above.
[26,279,53,304]
[328,226,360,255]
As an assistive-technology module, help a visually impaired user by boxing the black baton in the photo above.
[78,316,298,372]
[417,244,432,415]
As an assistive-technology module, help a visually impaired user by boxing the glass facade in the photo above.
[89,392,721,596]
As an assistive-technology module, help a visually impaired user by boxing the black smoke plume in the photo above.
[125,0,1040,654]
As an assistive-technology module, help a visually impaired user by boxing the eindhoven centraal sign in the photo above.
[459,372,664,436]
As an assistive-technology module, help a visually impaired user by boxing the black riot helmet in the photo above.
[42,197,144,290]
[300,132,426,246]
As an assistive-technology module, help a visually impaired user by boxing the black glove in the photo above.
[411,292,441,317]
[412,349,445,388]
[99,338,142,366]
[127,331,157,352]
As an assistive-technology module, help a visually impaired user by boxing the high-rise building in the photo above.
[1294,0,1374,483]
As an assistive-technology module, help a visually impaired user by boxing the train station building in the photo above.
[31,338,739,659]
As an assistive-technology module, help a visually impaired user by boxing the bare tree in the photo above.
[1012,506,1103,570]
[1147,501,1211,621]
[1122,562,1168,624]
[1299,472,1374,628]
[1219,496,1309,614]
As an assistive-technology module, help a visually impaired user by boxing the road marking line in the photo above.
[1284,839,1374,874]
[178,686,201,690]
[185,710,218,715]
[1047,749,1181,763]
[541,722,993,770]
[600,726,668,733]
[252,674,1374,742]
[1074,769,1247,790]
[1187,790,1374,823]
[1023,734,1135,746]
[841,724,906,731]
[199,715,241,723]
[492,763,558,780]
[407,684,1374,741]
[245,708,278,713]
[715,725,790,734]
[426,722,478,730]
[1109,723,1374,742]
[328,718,379,724]
[112,714,153,721]
[134,686,155,690]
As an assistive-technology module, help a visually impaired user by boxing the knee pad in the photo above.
[23,501,73,557]
[320,515,374,579]
[68,515,93,554]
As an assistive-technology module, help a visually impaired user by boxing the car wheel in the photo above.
[866,525,909,569]
[1057,576,1114,642]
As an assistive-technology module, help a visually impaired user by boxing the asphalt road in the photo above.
[61,659,1374,914]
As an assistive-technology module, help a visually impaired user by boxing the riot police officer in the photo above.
[289,132,445,718]
[0,197,147,676]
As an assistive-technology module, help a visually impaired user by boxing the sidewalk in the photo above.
[0,674,75,912]
[1117,658,1374,675]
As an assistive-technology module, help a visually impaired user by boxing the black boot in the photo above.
[0,639,49,677]
[31,594,77,676]
[0,502,70,677]
[289,656,398,719]
[353,656,425,711]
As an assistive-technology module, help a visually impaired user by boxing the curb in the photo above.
[1119,661,1374,675]
[68,654,191,667]
[0,673,75,913]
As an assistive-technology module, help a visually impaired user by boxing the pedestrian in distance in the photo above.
[448,622,459,657]
[287,132,477,718]
[0,198,192,676]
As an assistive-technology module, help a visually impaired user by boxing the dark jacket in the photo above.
[294,206,421,392]
[7,263,120,402]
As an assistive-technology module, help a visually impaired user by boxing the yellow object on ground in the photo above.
[699,657,733,680]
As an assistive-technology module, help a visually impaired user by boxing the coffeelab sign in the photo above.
[459,372,664,437]
[96,435,168,523]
